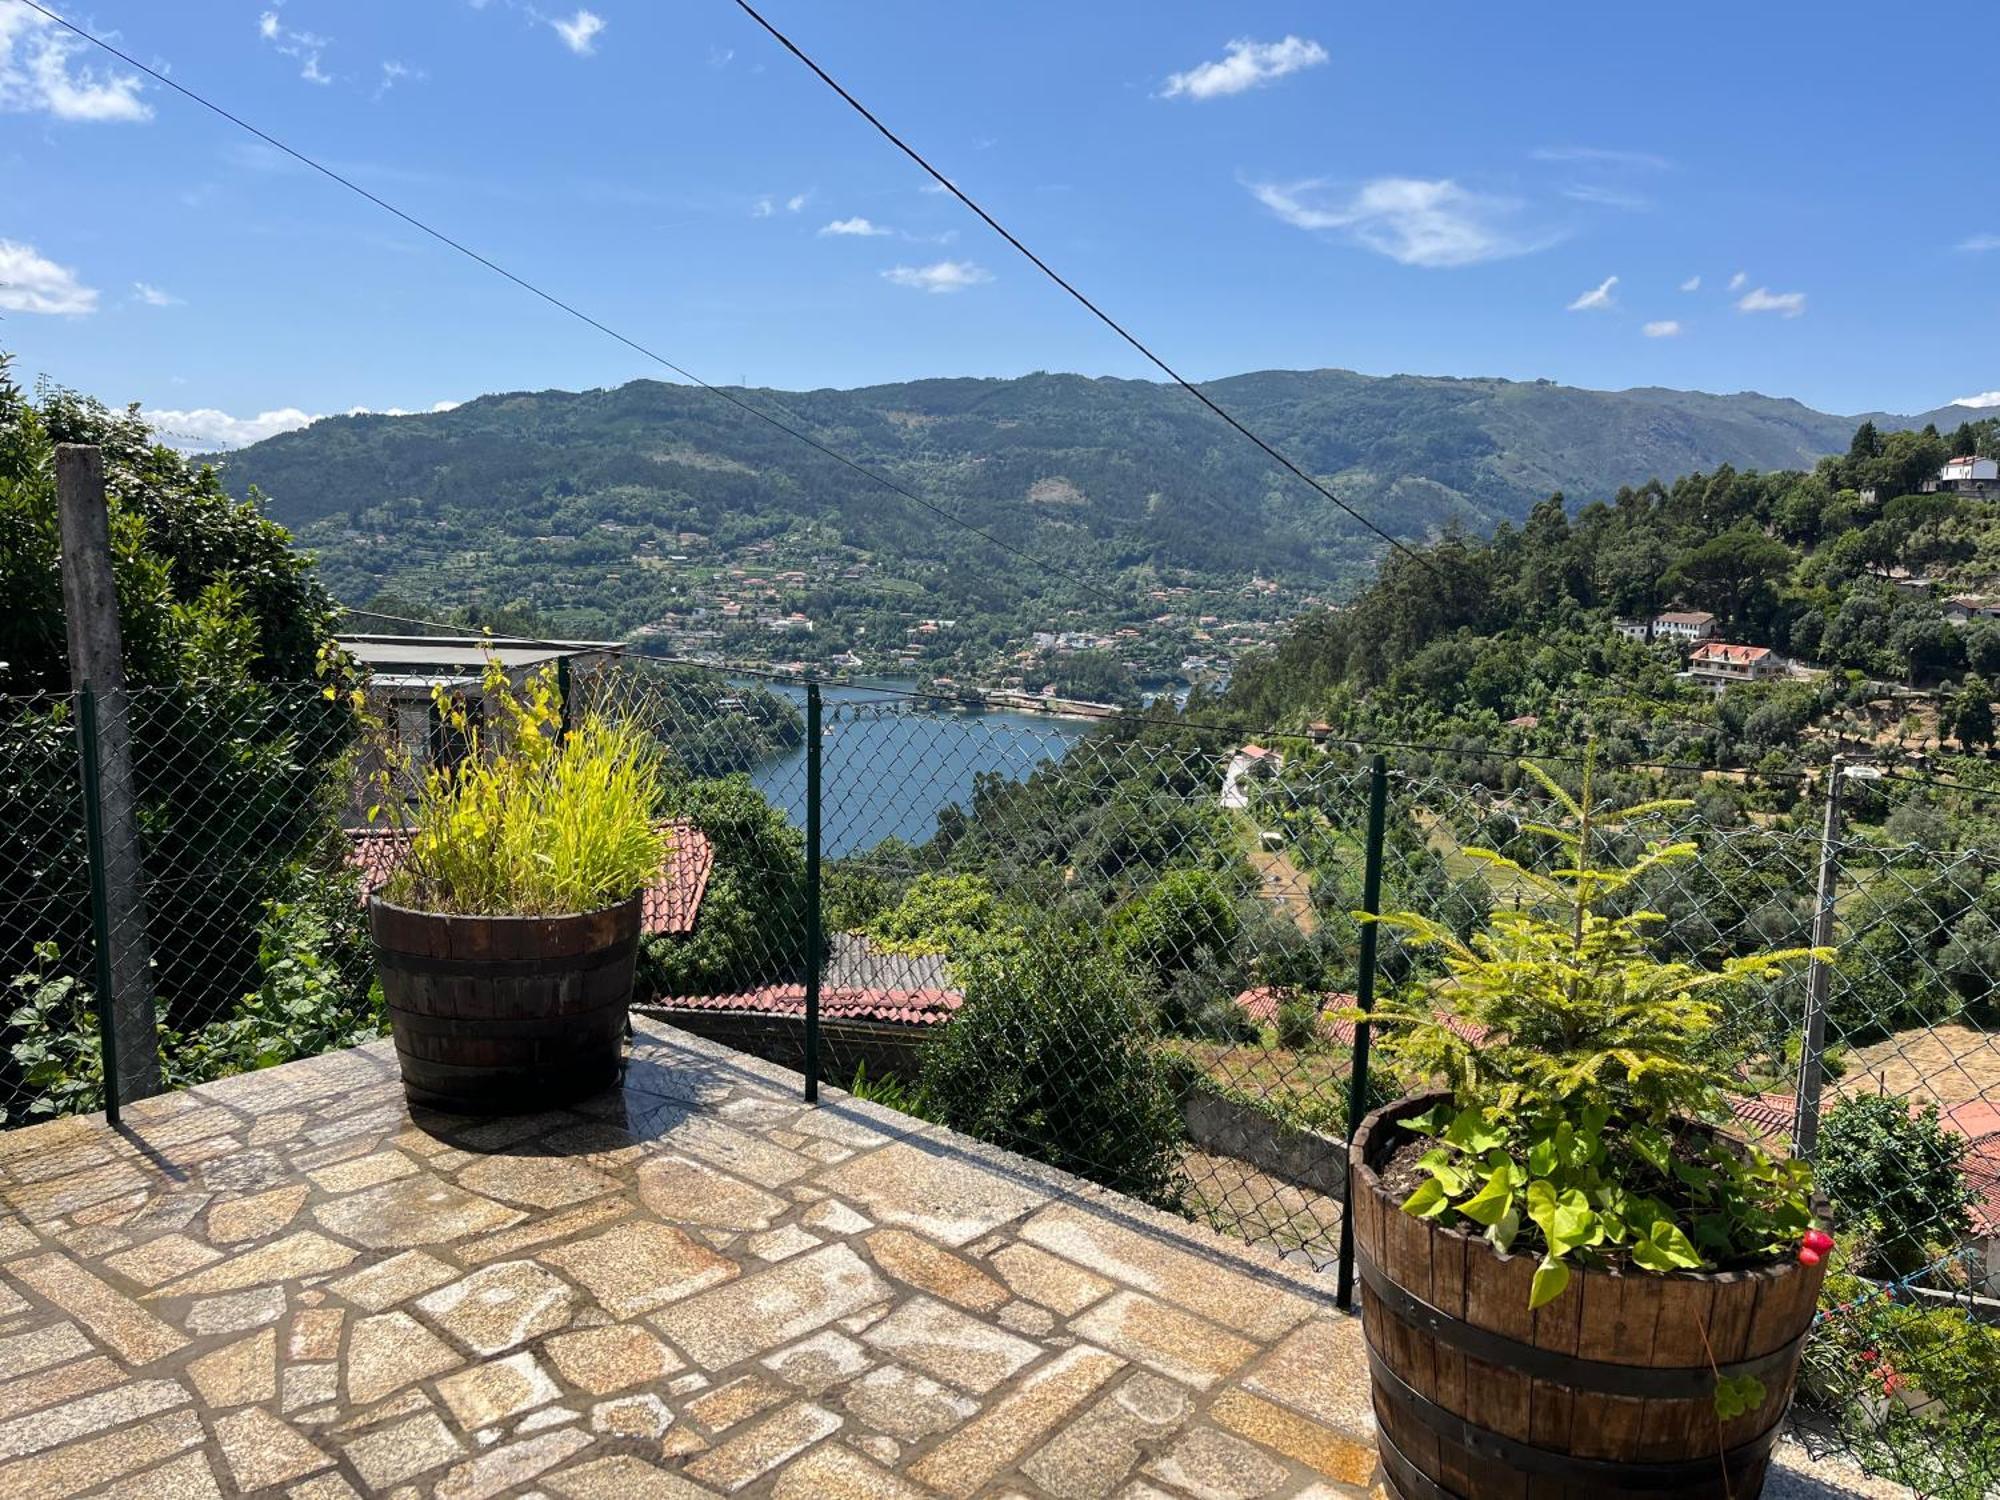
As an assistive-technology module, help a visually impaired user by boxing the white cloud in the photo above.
[0,239,97,315]
[1680,275,1701,292]
[0,9,150,122]
[1643,319,1682,338]
[1951,391,2000,409]
[132,281,182,307]
[1566,275,1618,312]
[551,10,604,56]
[820,217,891,237]
[785,192,809,213]
[374,60,422,99]
[1737,286,1806,317]
[1160,36,1327,101]
[1957,234,2000,253]
[257,13,333,85]
[881,259,993,294]
[1728,270,1747,291]
[751,197,774,218]
[144,398,462,452]
[1531,146,1670,170]
[1560,182,1650,211]
[144,406,317,451]
[1247,176,1554,268]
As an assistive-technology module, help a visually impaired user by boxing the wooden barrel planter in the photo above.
[370,896,641,1114]
[1351,1092,1827,1500]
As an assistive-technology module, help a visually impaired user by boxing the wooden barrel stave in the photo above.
[1355,1093,1825,1500]
[371,896,640,1113]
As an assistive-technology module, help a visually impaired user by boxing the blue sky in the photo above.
[3,0,1997,449]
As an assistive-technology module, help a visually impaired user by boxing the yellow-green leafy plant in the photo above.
[376,659,669,917]
[1354,752,1823,1311]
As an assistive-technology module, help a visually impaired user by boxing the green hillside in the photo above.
[206,366,1972,667]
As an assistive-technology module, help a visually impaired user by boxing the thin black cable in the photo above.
[8,0,1119,609]
[726,0,1439,580]
[725,0,1754,753]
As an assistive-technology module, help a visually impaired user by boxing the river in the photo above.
[746,680,1091,858]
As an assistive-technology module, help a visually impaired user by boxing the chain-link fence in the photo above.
[7,656,2000,1495]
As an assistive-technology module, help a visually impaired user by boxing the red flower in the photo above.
[1798,1246,1823,1267]
[1802,1228,1835,1255]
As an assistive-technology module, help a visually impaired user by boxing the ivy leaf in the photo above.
[1457,1165,1515,1228]
[1527,1135,1557,1177]
[1529,1255,1571,1310]
[1444,1107,1506,1154]
[1630,1217,1703,1272]
[1403,1179,1451,1219]
[1713,1374,1764,1419]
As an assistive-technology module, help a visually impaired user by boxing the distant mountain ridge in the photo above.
[207,367,1972,627]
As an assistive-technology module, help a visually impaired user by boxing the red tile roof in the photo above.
[650,985,961,1027]
[1964,1136,2000,1238]
[1690,642,1774,666]
[345,821,714,937]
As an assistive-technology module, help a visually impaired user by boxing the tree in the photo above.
[1,359,362,1044]
[1952,675,1996,751]
[1817,1093,1974,1276]
[919,917,1187,1206]
[1664,528,1791,627]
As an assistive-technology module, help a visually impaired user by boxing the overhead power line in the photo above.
[727,0,1441,580]
[7,0,1117,607]
[724,0,1776,752]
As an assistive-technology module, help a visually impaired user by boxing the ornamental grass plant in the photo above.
[377,660,669,917]
[1354,751,1826,1311]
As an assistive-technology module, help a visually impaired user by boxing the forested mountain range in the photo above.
[206,366,1981,662]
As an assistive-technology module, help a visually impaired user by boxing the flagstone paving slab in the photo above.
[0,1019,1897,1498]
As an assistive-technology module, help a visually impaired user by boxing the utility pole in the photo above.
[58,445,163,1105]
[1792,756,1844,1159]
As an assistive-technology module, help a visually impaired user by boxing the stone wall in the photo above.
[1179,1087,1346,1199]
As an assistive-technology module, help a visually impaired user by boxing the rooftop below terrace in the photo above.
[0,1021,1902,1498]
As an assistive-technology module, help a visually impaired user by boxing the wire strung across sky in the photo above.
[17,0,1819,764]
[725,0,1441,583]
[5,0,1119,609]
[721,0,1752,754]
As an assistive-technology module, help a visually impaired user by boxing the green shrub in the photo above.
[1817,1092,1974,1276]
[1274,993,1322,1052]
[1114,868,1238,986]
[1361,756,1819,1309]
[639,774,810,996]
[920,917,1187,1206]
[384,663,668,916]
[860,872,1021,961]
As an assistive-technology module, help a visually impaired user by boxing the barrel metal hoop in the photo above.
[1374,1421,1451,1500]
[1355,1245,1806,1399]
[1364,1340,1781,1490]
[373,942,633,980]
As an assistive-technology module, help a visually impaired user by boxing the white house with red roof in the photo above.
[1220,744,1282,811]
[1687,641,1786,689]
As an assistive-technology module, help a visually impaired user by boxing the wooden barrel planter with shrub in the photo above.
[371,894,642,1113]
[1351,1092,1828,1500]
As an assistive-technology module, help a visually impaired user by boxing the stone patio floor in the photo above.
[0,1018,1901,1499]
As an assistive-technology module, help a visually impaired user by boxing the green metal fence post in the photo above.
[1336,753,1388,1310]
[803,679,823,1103]
[75,685,122,1128]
